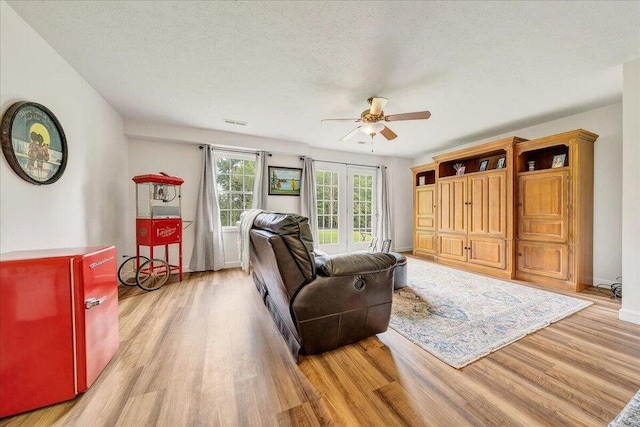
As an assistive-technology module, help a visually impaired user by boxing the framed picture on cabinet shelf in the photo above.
[478,160,489,171]
[551,154,566,168]
[418,176,426,186]
[496,157,506,169]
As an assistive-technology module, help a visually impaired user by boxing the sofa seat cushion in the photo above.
[315,252,396,277]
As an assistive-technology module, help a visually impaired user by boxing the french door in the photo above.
[315,162,377,254]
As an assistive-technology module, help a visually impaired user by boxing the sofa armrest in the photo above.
[314,252,396,277]
[292,267,395,321]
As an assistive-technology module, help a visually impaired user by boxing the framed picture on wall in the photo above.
[268,166,302,196]
[1,101,68,185]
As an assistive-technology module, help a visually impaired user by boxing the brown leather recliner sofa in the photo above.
[250,212,397,361]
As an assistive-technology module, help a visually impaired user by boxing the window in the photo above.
[214,152,255,227]
[316,170,339,245]
[352,173,373,243]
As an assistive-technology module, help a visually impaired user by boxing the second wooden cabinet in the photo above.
[437,169,510,276]
[433,137,522,278]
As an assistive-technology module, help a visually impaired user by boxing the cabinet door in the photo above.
[468,172,506,236]
[415,231,436,254]
[438,234,467,261]
[518,171,568,243]
[516,241,568,280]
[0,258,75,418]
[75,248,119,392]
[438,177,466,233]
[468,236,506,269]
[415,185,436,230]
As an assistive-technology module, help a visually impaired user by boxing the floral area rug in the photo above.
[389,257,592,369]
[609,389,640,427]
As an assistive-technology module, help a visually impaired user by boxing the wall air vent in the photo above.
[224,119,247,126]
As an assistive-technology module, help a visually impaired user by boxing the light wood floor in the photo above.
[1,261,638,427]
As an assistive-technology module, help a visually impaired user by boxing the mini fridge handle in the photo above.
[84,296,107,310]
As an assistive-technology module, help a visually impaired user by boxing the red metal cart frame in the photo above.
[133,173,184,281]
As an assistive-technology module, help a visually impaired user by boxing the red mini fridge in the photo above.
[0,246,119,418]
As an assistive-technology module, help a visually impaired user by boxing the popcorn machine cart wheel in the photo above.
[131,173,184,290]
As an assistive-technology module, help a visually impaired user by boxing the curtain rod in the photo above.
[198,146,385,169]
[198,145,259,155]
[311,159,384,169]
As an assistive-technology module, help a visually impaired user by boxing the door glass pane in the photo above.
[316,170,339,245]
[353,173,374,243]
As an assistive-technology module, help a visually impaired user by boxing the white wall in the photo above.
[391,157,415,252]
[127,138,201,266]
[0,2,129,255]
[125,121,415,269]
[620,58,640,325]
[414,103,623,286]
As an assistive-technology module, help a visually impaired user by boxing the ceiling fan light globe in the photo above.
[360,122,385,135]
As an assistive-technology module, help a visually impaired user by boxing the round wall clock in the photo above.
[1,101,68,185]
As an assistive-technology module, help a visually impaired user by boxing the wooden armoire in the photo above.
[432,137,526,279]
[411,129,598,292]
[514,129,598,291]
[411,164,437,259]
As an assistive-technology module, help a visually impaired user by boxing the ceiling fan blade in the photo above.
[369,97,388,116]
[339,126,362,142]
[385,111,431,122]
[380,126,397,140]
[321,118,361,123]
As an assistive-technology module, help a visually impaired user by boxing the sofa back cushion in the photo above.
[253,212,315,282]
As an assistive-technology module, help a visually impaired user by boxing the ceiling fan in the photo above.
[321,97,431,142]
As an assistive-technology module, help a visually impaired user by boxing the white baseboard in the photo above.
[224,261,241,269]
[619,308,640,325]
[394,246,412,253]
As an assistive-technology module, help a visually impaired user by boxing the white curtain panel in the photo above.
[189,146,225,271]
[252,151,267,209]
[300,157,319,246]
[376,166,391,251]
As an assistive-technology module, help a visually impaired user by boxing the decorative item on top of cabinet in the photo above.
[433,136,527,279]
[514,129,598,291]
[411,163,437,260]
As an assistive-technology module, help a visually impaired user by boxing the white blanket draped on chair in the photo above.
[238,209,263,274]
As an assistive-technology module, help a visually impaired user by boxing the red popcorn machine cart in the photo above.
[118,173,184,291]
[0,246,119,417]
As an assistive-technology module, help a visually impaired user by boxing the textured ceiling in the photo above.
[6,1,640,157]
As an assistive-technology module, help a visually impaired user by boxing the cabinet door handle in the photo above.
[517,253,523,256]
[517,202,523,207]
[85,296,107,310]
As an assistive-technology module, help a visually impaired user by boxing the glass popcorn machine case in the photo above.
[132,173,184,287]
